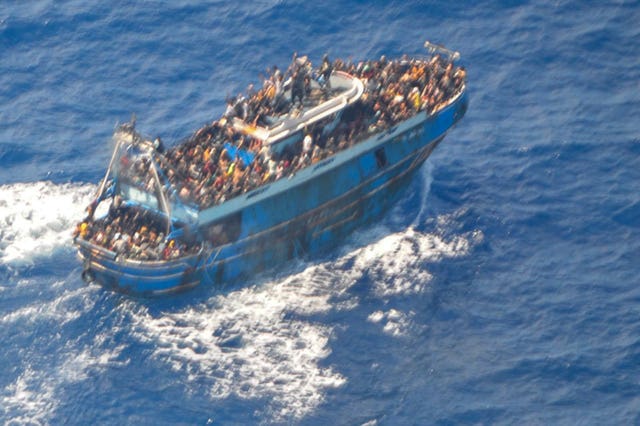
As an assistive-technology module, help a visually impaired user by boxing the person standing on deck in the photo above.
[319,54,333,90]
[291,69,305,107]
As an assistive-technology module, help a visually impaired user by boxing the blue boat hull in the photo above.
[78,88,468,295]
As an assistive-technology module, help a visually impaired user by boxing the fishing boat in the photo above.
[74,41,468,295]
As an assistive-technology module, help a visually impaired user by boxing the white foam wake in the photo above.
[368,309,414,337]
[0,286,126,423]
[130,209,482,421]
[0,283,92,327]
[0,181,95,265]
[130,273,347,422]
[343,224,482,298]
[1,339,126,424]
[341,223,482,337]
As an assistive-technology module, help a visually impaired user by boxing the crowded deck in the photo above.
[74,50,466,262]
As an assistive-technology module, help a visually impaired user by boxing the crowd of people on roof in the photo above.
[156,52,465,210]
[75,51,466,260]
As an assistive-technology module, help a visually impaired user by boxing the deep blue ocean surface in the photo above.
[1,1,639,424]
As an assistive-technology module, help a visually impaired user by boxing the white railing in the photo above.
[424,40,460,61]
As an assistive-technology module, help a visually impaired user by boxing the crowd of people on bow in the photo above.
[74,197,200,261]
[76,52,466,260]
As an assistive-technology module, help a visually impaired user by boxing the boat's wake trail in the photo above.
[130,215,482,422]
[0,285,124,423]
[0,181,95,267]
[130,272,347,422]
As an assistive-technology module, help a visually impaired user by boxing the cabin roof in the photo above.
[230,71,364,146]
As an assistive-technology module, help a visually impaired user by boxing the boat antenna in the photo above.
[424,40,460,62]
[93,137,123,215]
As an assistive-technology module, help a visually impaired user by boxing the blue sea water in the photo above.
[1,0,639,424]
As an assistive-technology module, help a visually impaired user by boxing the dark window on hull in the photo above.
[206,212,242,245]
[375,147,387,168]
